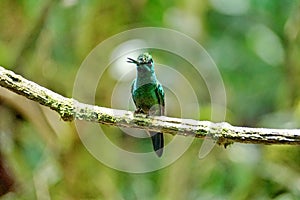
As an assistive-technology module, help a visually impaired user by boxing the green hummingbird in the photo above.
[127,52,165,157]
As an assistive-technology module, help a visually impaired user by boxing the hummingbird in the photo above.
[127,52,165,157]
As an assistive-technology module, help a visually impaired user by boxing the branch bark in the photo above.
[0,66,300,146]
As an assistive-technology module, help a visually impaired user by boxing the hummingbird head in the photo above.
[127,52,154,73]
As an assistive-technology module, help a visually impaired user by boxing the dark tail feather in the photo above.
[150,131,164,157]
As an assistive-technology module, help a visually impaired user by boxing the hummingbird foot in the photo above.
[134,108,146,115]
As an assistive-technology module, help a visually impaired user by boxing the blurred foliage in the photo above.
[0,0,300,199]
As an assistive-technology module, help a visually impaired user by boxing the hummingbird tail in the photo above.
[149,131,164,157]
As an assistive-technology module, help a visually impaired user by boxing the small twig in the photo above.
[0,66,300,146]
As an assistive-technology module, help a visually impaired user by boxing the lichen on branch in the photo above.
[1,66,300,146]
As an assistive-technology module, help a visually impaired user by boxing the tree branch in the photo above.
[0,66,300,146]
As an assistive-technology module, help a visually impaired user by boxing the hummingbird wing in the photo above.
[155,82,165,115]
[150,82,165,157]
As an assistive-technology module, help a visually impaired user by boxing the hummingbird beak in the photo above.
[127,57,140,65]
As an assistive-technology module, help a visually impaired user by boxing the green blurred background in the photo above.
[1,0,300,199]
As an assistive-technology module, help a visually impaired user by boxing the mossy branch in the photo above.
[0,66,300,146]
